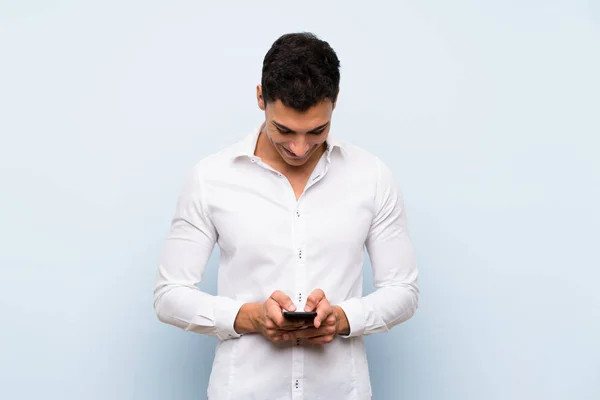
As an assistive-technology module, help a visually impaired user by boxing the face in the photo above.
[257,86,335,167]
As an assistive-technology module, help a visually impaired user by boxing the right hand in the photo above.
[255,290,310,343]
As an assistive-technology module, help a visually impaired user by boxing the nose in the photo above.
[288,138,310,157]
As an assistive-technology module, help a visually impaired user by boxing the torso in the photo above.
[285,171,313,200]
[202,134,377,399]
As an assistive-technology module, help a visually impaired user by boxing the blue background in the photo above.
[1,1,599,399]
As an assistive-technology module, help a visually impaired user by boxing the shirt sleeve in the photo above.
[153,166,245,341]
[338,157,419,337]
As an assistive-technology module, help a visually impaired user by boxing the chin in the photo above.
[283,155,309,166]
[286,160,308,167]
[279,146,311,166]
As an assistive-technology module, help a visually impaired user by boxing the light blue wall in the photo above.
[1,1,599,399]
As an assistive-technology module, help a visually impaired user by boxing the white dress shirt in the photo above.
[154,124,419,400]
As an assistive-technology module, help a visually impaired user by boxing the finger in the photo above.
[265,299,286,327]
[267,292,296,327]
[314,301,333,329]
[325,314,336,326]
[308,335,335,345]
[287,324,335,340]
[304,288,325,312]
[267,329,283,342]
[270,290,296,312]
[264,317,276,330]
[279,321,312,331]
[288,327,320,339]
[271,329,292,342]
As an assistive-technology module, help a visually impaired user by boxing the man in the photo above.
[154,32,419,399]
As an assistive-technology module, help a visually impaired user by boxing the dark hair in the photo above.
[261,32,340,112]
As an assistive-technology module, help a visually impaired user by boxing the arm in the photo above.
[153,167,245,341]
[337,157,419,337]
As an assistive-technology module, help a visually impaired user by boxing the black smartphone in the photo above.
[282,311,317,321]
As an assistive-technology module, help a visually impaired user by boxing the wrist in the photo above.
[333,305,350,335]
[234,302,261,334]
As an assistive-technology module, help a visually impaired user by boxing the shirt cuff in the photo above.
[213,297,246,341]
[337,297,366,338]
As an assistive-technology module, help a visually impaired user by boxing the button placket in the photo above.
[294,208,306,308]
[292,199,307,398]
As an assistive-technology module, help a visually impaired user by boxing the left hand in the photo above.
[281,289,349,344]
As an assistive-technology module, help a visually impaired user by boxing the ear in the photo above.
[257,85,265,111]
[332,88,340,110]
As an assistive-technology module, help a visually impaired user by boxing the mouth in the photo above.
[281,145,309,160]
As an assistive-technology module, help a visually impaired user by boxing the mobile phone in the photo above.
[282,311,317,321]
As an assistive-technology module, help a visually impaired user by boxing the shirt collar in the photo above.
[232,123,345,161]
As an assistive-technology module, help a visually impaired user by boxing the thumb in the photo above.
[304,288,325,312]
[270,290,296,311]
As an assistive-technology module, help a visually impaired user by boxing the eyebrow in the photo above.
[271,120,330,133]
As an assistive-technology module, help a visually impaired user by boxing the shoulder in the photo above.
[189,138,246,180]
[335,140,392,178]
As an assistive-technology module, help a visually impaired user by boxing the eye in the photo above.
[309,129,326,135]
[276,127,292,135]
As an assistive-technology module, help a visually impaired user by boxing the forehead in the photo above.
[266,100,333,132]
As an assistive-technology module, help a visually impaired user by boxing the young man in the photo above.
[154,32,419,399]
